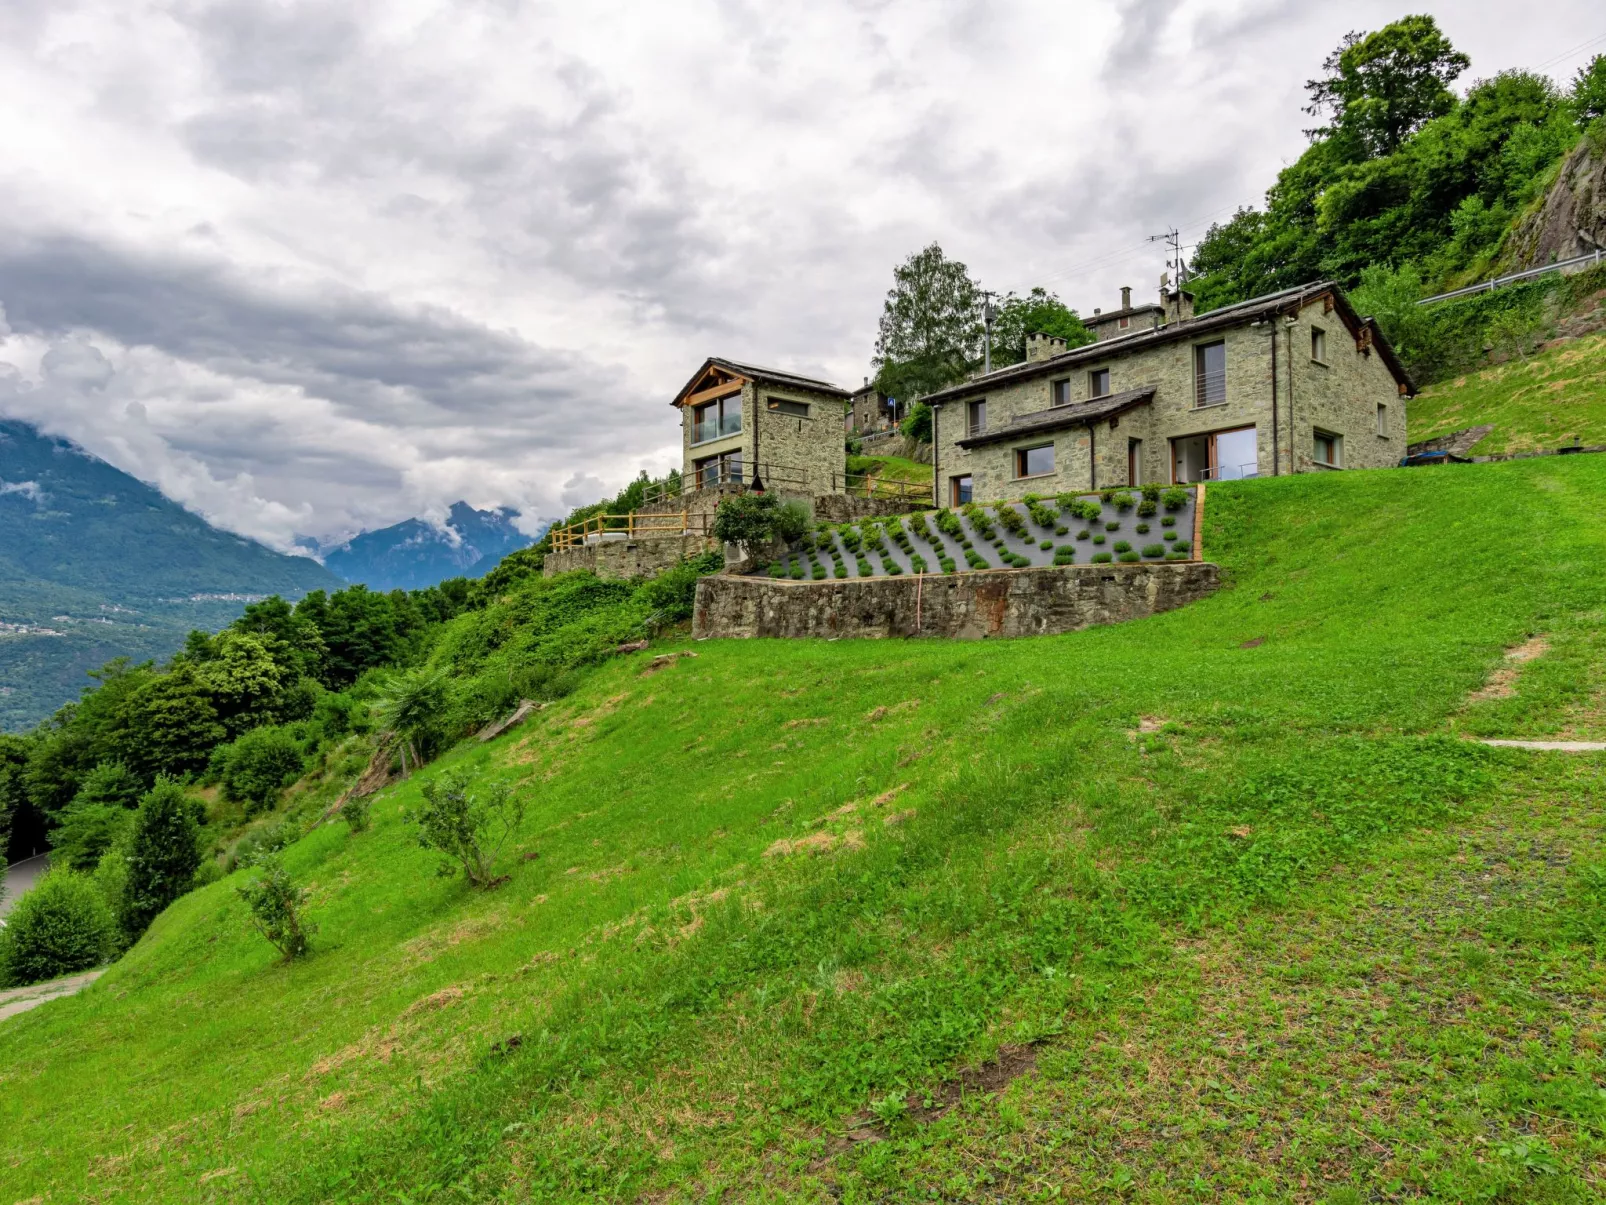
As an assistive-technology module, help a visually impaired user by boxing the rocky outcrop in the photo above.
[1503,138,1606,272]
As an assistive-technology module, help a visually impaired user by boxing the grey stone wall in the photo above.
[811,494,924,523]
[543,533,715,579]
[693,561,1220,640]
[933,295,1408,503]
[755,384,848,495]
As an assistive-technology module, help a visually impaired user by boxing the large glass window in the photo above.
[1015,444,1055,478]
[967,399,987,436]
[1314,430,1340,466]
[692,395,742,444]
[694,451,743,489]
[1194,341,1227,407]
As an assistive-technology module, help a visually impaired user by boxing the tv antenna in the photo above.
[980,288,998,375]
[1148,227,1188,285]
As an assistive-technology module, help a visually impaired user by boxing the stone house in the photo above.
[847,379,904,436]
[923,281,1415,507]
[673,357,851,500]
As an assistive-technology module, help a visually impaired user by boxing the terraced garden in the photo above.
[760,486,1200,580]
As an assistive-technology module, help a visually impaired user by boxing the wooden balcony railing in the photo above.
[547,510,715,552]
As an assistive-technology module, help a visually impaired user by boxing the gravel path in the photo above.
[0,969,102,1023]
[1478,739,1606,752]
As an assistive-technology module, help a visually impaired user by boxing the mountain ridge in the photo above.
[322,500,532,591]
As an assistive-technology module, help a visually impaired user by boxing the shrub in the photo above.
[1137,499,1157,517]
[1027,502,1057,529]
[340,792,372,833]
[938,557,956,573]
[1040,540,1053,551]
[1141,483,1161,502]
[52,761,144,871]
[857,557,873,576]
[0,869,115,987]
[374,666,452,773]
[1077,529,1090,540]
[1021,492,1042,505]
[236,855,315,961]
[834,564,848,579]
[790,563,805,580]
[1142,543,1166,557]
[711,493,778,544]
[413,769,527,888]
[1105,521,1121,531]
[1161,486,1190,511]
[219,726,306,815]
[1053,547,1076,565]
[1170,539,1192,555]
[1010,554,1031,568]
[1113,540,1132,553]
[1055,525,1068,536]
[768,563,785,578]
[119,779,203,943]
[1110,490,1135,510]
[1092,535,1106,545]
[965,550,990,569]
[1167,550,1189,560]
[1099,488,1115,503]
[811,564,826,580]
[910,555,928,573]
[1161,516,1176,527]
[934,509,964,538]
[1134,523,1149,534]
[1118,550,1141,562]
[1092,552,1113,563]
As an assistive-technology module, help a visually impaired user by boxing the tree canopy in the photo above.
[1304,15,1469,157]
[872,243,983,401]
[988,287,1093,368]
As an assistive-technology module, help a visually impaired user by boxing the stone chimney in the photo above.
[1120,285,1132,311]
[1025,332,1068,364]
[1161,286,1197,324]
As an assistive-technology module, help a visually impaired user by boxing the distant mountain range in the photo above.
[322,501,532,592]
[0,420,342,731]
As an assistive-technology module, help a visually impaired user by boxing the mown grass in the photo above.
[846,453,932,486]
[2,456,1606,1202]
[1409,327,1606,455]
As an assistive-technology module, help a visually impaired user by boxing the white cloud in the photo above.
[0,0,1598,543]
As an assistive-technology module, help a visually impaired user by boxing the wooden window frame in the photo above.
[1014,443,1055,480]
[1088,368,1110,399]
[967,399,987,437]
[950,474,973,507]
[1310,326,1328,365]
[1193,340,1227,408]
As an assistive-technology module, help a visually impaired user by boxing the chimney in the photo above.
[1120,285,1132,311]
[1161,286,1197,324]
[1025,332,1068,364]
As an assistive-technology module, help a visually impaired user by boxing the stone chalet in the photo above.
[673,357,851,501]
[924,281,1416,507]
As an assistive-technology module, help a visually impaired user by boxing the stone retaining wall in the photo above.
[544,533,715,579]
[692,561,1219,640]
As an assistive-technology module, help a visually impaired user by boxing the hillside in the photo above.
[2,456,1605,1201]
[0,421,341,730]
[1410,318,1606,456]
[323,502,533,592]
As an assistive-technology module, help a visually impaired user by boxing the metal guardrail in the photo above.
[1417,248,1605,306]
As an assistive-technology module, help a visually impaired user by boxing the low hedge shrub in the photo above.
[1113,540,1132,554]
[1118,550,1141,562]
[1141,543,1165,557]
[1092,552,1113,563]
[1162,486,1190,511]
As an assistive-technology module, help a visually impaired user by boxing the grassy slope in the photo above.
[846,453,931,486]
[1409,327,1606,455]
[3,459,1606,1201]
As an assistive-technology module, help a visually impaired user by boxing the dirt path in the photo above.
[0,970,103,1023]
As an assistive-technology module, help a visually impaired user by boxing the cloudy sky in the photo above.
[0,0,1601,552]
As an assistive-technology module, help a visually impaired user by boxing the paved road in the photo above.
[0,969,103,1023]
[1,853,49,921]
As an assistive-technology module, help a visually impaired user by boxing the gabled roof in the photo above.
[671,356,852,407]
[923,281,1415,405]
[955,385,1157,448]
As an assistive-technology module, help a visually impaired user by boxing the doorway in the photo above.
[1171,425,1257,483]
[1127,438,1143,487]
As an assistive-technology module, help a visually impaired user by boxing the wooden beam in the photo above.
[682,378,747,408]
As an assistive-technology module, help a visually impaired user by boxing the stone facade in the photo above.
[693,560,1221,640]
[928,283,1410,506]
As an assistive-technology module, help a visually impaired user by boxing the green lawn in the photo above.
[3,458,1606,1202]
[846,453,932,485]
[1409,327,1606,455]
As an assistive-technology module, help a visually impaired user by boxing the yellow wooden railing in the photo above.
[548,510,714,552]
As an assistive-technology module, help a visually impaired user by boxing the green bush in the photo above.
[218,726,305,815]
[811,564,827,580]
[1161,486,1190,511]
[1092,535,1106,545]
[1098,488,1115,503]
[637,552,723,622]
[711,493,778,544]
[938,557,956,573]
[1118,550,1141,562]
[1113,541,1132,554]
[1142,544,1166,558]
[910,555,928,573]
[340,792,372,834]
[1053,547,1076,565]
[1171,540,1192,555]
[857,557,873,576]
[236,855,316,961]
[1110,490,1135,510]
[1039,540,1053,551]
[1137,499,1157,517]
[1105,521,1121,531]
[119,779,203,943]
[790,563,805,580]
[1092,552,1113,563]
[413,769,526,888]
[834,564,848,579]
[0,869,115,988]
[965,550,990,569]
[1135,523,1150,534]
[1161,516,1176,527]
[768,563,784,578]
[1077,529,1090,540]
[52,762,144,871]
[1141,483,1161,501]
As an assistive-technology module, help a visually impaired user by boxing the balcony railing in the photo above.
[691,413,742,445]
[1193,369,1227,407]
[834,472,934,504]
[639,461,814,510]
[547,509,715,552]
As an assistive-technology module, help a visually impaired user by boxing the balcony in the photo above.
[1192,369,1227,408]
[691,412,742,445]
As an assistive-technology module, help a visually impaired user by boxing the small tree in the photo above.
[1570,54,1606,125]
[413,769,525,887]
[0,868,115,988]
[712,493,779,545]
[51,761,145,871]
[119,778,203,943]
[373,666,450,775]
[235,855,315,960]
[218,726,306,814]
[339,792,372,834]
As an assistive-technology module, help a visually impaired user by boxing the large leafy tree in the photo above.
[1304,15,1470,159]
[315,585,403,688]
[872,243,983,401]
[109,665,227,781]
[1572,54,1606,123]
[118,778,202,943]
[988,287,1093,368]
[0,734,30,862]
[195,630,286,738]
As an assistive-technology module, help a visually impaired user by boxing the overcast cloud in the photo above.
[0,0,1600,551]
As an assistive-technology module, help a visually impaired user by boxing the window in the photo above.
[967,399,987,436]
[1051,378,1070,407]
[767,397,810,417]
[1376,403,1389,437]
[1127,439,1143,487]
[1194,342,1227,406]
[691,394,742,444]
[1314,430,1341,466]
[951,475,973,506]
[1089,368,1110,398]
[1015,444,1055,478]
[694,450,743,489]
[1310,326,1328,364]
[1118,315,1130,330]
